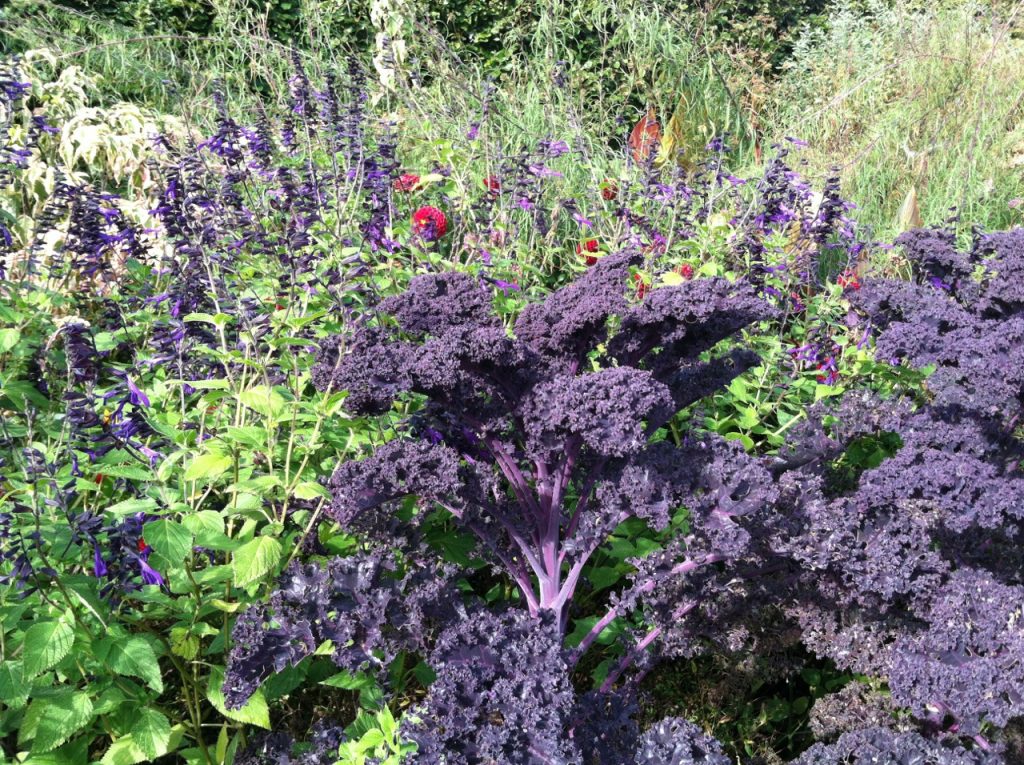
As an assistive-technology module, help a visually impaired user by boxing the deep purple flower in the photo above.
[138,554,164,586]
[125,376,150,408]
[93,546,108,578]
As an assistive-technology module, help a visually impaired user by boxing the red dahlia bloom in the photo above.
[576,239,600,266]
[412,206,448,240]
[393,173,420,193]
[601,179,618,201]
[676,264,694,280]
[137,538,149,553]
[483,176,501,193]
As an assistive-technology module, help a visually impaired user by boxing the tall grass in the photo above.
[766,0,1024,240]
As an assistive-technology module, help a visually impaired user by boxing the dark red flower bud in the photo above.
[633,273,649,300]
[483,176,501,193]
[576,239,600,266]
[601,179,618,201]
[676,264,694,280]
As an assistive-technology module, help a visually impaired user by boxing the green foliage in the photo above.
[2,0,1019,761]
[767,0,1024,240]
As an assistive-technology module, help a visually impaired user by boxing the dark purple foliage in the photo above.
[227,253,773,760]
[634,718,731,765]
[791,727,1002,765]
[223,553,461,709]
[765,230,1024,755]
[850,227,1024,418]
[404,609,579,764]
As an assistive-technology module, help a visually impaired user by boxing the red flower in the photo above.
[633,273,649,300]
[483,175,501,193]
[94,473,105,485]
[601,179,618,201]
[837,269,861,290]
[676,263,694,280]
[576,238,600,265]
[412,206,448,240]
[393,173,420,193]
[137,538,149,553]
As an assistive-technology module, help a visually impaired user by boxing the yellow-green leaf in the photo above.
[232,536,283,587]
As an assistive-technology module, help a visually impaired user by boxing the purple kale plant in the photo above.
[225,251,776,761]
[761,228,1024,757]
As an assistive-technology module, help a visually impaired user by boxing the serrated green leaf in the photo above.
[0,327,21,353]
[232,536,282,587]
[95,464,155,481]
[97,636,164,693]
[182,510,228,548]
[292,481,329,500]
[20,691,93,753]
[0,661,29,708]
[184,453,233,481]
[131,709,171,759]
[93,687,128,715]
[223,426,268,448]
[105,498,159,516]
[101,735,146,765]
[23,621,75,676]
[170,627,200,660]
[237,385,288,418]
[206,666,270,729]
[321,671,374,690]
[144,519,193,564]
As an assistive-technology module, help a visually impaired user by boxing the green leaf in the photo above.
[182,510,227,546]
[23,621,75,676]
[814,383,844,401]
[181,378,230,390]
[224,426,268,448]
[321,671,375,690]
[586,566,623,593]
[144,519,193,564]
[0,327,21,353]
[0,661,29,709]
[105,498,159,516]
[293,481,329,500]
[232,536,283,587]
[20,691,94,753]
[131,709,172,760]
[97,636,164,693]
[207,666,271,729]
[96,464,156,481]
[184,453,233,481]
[101,735,147,765]
[238,385,288,418]
[170,627,201,660]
